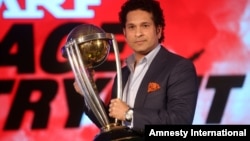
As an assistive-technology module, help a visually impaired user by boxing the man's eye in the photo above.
[128,26,134,29]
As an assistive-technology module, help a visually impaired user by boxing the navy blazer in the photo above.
[85,46,199,131]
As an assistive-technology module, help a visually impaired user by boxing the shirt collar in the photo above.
[125,44,161,71]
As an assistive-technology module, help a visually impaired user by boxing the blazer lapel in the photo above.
[134,47,169,108]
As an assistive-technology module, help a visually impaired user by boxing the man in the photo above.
[74,0,198,133]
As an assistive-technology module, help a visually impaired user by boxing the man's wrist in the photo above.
[125,107,133,122]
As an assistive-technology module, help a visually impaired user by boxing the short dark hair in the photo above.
[119,0,165,43]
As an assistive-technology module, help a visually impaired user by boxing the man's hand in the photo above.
[73,81,84,96]
[109,98,130,121]
[73,69,95,97]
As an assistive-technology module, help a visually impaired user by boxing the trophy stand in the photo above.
[62,24,143,141]
[95,125,143,141]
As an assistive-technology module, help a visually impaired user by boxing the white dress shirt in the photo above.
[122,44,161,128]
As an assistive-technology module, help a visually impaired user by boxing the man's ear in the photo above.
[123,29,126,37]
[156,26,162,34]
[156,26,162,39]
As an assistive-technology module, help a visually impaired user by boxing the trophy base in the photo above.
[94,125,143,141]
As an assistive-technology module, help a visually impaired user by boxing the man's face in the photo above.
[123,9,162,57]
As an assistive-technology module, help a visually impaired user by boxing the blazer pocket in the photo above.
[147,82,161,93]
